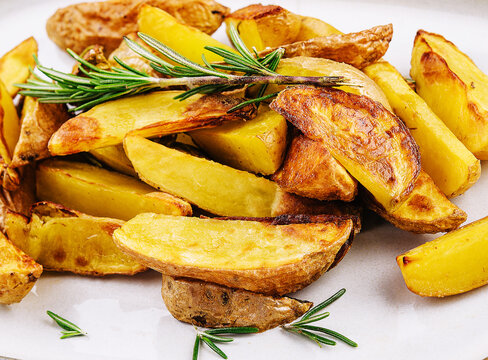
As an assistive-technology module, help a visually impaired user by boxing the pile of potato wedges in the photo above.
[1,0,488,333]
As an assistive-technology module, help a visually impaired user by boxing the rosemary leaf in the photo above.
[201,333,234,343]
[192,335,200,360]
[299,325,358,347]
[301,288,346,320]
[201,336,228,359]
[205,327,259,335]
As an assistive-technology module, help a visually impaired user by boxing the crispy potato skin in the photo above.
[364,60,480,198]
[225,4,302,51]
[411,30,488,159]
[114,213,355,295]
[270,86,421,212]
[11,97,69,168]
[397,216,488,297]
[5,202,146,276]
[364,171,466,234]
[0,37,38,97]
[273,133,358,202]
[46,0,230,54]
[48,92,256,155]
[161,275,312,331]
[0,231,42,304]
[259,24,393,69]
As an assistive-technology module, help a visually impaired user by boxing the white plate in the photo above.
[1,1,487,359]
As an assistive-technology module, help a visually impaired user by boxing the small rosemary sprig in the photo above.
[281,289,357,348]
[192,326,259,360]
[15,23,349,112]
[46,310,87,339]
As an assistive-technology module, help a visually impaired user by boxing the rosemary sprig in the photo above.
[15,23,350,112]
[192,326,258,360]
[281,289,357,348]
[46,310,87,339]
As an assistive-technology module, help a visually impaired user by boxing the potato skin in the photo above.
[161,275,312,331]
[46,0,230,54]
[259,24,393,69]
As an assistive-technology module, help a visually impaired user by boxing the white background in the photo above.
[0,0,487,359]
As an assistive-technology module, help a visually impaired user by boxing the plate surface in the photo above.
[0,1,487,359]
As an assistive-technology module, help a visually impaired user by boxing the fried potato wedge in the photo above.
[139,5,235,65]
[161,275,312,331]
[124,135,357,218]
[0,81,20,164]
[397,216,488,297]
[273,133,357,202]
[364,61,480,197]
[0,231,42,305]
[46,0,229,54]
[36,159,191,221]
[11,97,69,168]
[0,37,38,97]
[267,57,391,111]
[5,202,146,276]
[114,213,355,295]
[48,91,256,155]
[225,4,302,52]
[190,104,287,175]
[270,86,421,212]
[90,145,137,177]
[365,171,466,233]
[411,30,488,159]
[295,16,342,41]
[259,24,393,69]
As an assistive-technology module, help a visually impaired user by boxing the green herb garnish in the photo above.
[46,310,87,339]
[15,23,349,113]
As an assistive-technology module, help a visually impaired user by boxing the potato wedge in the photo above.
[224,4,302,52]
[259,24,393,69]
[295,16,342,41]
[114,213,355,295]
[139,5,235,65]
[267,57,391,111]
[161,275,312,331]
[36,159,191,221]
[5,202,146,276]
[273,133,357,202]
[10,97,69,168]
[0,231,42,305]
[397,216,488,297]
[190,104,287,175]
[48,91,256,155]
[270,86,421,211]
[365,170,466,233]
[90,145,137,177]
[364,61,480,197]
[46,0,230,54]
[0,80,20,164]
[411,30,488,159]
[0,37,38,97]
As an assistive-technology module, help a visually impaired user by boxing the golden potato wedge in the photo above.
[10,97,69,168]
[295,16,342,41]
[0,80,20,164]
[90,145,137,177]
[259,24,393,69]
[397,216,488,297]
[5,202,146,276]
[268,57,391,111]
[225,4,302,52]
[273,133,357,202]
[364,61,480,197]
[0,231,42,305]
[0,37,38,97]
[190,104,288,175]
[365,170,466,234]
[270,86,421,212]
[138,5,235,65]
[161,275,312,331]
[36,159,191,221]
[48,91,256,155]
[411,30,488,159]
[46,0,230,54]
[114,213,355,295]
